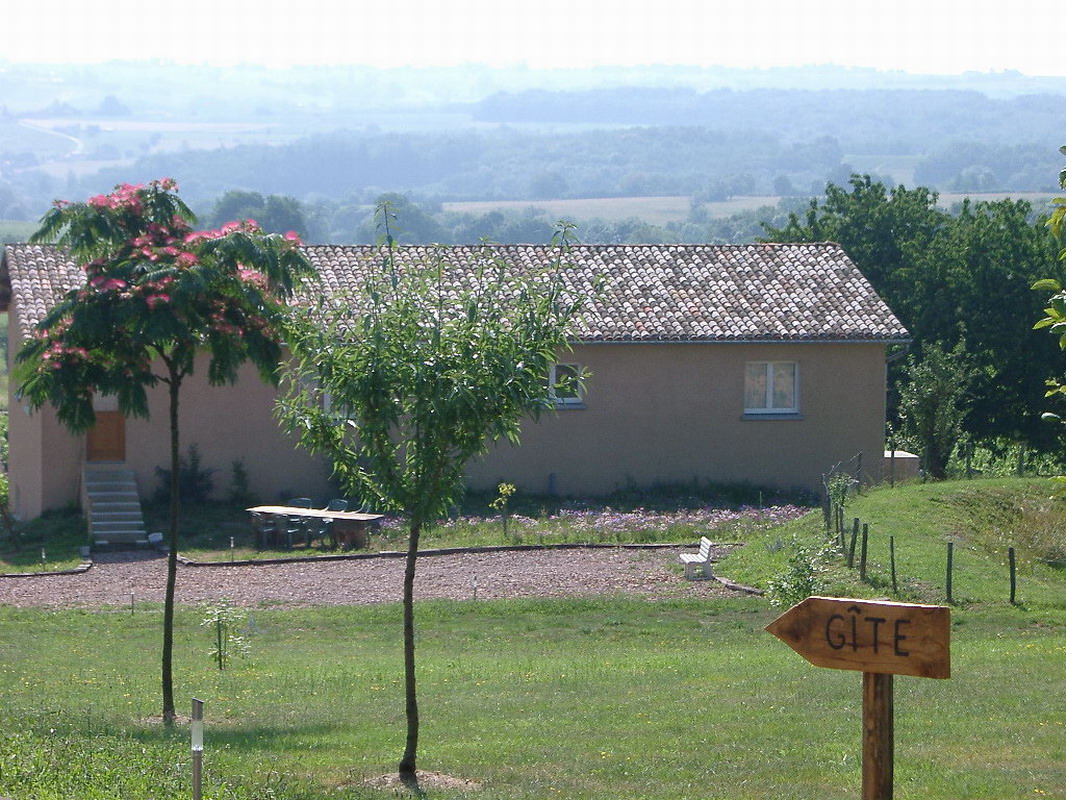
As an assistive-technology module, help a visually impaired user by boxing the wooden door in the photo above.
[86,411,126,462]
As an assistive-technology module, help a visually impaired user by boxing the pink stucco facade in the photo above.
[9,310,888,518]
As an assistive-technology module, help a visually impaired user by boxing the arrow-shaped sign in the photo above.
[766,596,950,679]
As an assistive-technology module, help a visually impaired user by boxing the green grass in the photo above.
[719,477,1066,610]
[0,507,87,573]
[0,597,1062,799]
[1,478,1065,798]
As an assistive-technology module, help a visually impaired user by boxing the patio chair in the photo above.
[250,512,278,549]
[284,497,313,548]
[317,499,348,547]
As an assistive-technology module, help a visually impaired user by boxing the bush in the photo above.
[154,443,215,503]
[765,536,832,607]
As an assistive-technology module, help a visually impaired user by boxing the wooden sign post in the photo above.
[766,597,951,800]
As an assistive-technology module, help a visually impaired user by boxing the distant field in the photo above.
[845,154,923,186]
[443,195,785,225]
[0,220,35,243]
[936,191,1057,210]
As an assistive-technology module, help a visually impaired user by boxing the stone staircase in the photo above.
[83,466,148,547]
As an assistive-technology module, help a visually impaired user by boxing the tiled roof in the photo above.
[4,242,910,343]
[3,244,86,340]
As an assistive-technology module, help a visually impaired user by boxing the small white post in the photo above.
[229,537,235,562]
[191,698,204,800]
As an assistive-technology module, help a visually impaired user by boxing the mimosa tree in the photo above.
[15,178,312,723]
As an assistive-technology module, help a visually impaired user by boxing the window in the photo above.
[549,363,584,407]
[744,361,798,415]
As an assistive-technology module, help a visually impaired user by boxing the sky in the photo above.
[3,0,1058,76]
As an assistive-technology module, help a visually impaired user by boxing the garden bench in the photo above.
[680,536,714,580]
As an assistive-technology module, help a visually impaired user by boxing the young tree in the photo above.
[14,179,311,723]
[276,209,583,788]
[897,342,975,480]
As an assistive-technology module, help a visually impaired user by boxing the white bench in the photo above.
[680,536,714,580]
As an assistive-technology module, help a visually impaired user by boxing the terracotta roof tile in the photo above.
[3,242,910,343]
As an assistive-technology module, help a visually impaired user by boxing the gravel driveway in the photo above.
[0,545,749,609]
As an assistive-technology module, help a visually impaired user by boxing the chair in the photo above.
[317,499,348,548]
[251,512,278,549]
[284,497,313,548]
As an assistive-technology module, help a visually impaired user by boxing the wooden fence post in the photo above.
[890,536,898,595]
[1009,546,1017,605]
[946,542,954,604]
[860,523,869,581]
[848,518,860,568]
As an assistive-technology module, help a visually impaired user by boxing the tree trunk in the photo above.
[161,372,181,725]
[398,518,422,789]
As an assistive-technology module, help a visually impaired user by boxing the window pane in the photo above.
[745,363,768,409]
[553,363,581,402]
[771,362,796,410]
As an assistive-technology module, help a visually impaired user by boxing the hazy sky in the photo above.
[4,0,1056,75]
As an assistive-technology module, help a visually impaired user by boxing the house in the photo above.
[1,242,910,522]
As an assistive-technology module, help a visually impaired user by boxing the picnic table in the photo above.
[247,505,384,549]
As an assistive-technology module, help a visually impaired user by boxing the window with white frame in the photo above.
[744,361,799,415]
[549,363,584,407]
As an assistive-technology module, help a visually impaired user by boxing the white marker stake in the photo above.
[191,698,204,800]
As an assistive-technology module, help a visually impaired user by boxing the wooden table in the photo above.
[247,505,384,549]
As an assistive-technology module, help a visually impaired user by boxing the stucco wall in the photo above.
[467,341,888,496]
[11,352,334,516]
[11,339,888,517]
[120,360,334,506]
[8,306,83,520]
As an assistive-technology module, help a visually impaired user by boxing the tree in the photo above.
[897,342,974,480]
[206,189,316,240]
[14,179,311,723]
[354,193,448,244]
[764,174,1063,450]
[1032,145,1066,412]
[276,207,583,789]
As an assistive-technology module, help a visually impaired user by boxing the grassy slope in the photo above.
[719,477,1066,611]
[0,479,1063,798]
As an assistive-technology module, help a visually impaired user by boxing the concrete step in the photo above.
[84,465,148,550]
[91,518,146,529]
[90,502,142,513]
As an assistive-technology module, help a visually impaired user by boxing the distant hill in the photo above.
[1,61,1065,221]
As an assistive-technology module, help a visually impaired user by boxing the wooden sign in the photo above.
[766,597,952,800]
[765,596,950,678]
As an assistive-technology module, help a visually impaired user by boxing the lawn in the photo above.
[0,478,1064,799]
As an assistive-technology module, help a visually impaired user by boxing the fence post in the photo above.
[890,536,898,595]
[946,542,954,604]
[1009,546,1017,605]
[859,523,869,581]
[848,518,860,568]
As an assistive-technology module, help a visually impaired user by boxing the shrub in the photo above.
[154,443,215,503]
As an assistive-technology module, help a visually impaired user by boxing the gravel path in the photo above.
[0,546,748,609]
